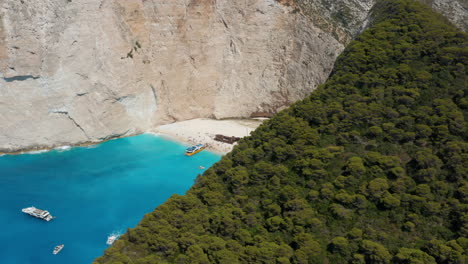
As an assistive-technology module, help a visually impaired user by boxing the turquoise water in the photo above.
[0,134,221,264]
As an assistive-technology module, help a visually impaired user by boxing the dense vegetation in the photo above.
[95,1,467,263]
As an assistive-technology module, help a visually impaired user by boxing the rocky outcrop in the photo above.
[430,0,467,31]
[0,0,465,152]
[291,0,467,41]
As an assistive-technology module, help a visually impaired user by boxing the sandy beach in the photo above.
[151,118,266,154]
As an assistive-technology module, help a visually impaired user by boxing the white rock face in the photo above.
[432,0,467,31]
[0,0,465,152]
[0,0,158,151]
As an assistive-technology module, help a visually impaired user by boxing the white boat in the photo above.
[107,234,118,245]
[22,206,54,221]
[53,244,64,255]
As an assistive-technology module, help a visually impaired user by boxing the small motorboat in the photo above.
[53,244,64,255]
[107,234,118,245]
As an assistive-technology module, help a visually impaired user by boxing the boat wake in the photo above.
[107,231,122,245]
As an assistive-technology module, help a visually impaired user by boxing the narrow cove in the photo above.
[0,134,221,264]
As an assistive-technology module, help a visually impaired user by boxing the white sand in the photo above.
[151,118,266,154]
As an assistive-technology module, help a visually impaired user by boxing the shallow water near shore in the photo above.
[0,134,221,264]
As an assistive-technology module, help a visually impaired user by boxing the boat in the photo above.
[185,144,205,156]
[107,234,119,245]
[199,166,205,169]
[21,206,54,221]
[53,244,64,255]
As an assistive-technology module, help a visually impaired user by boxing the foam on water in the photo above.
[55,146,72,152]
[0,134,221,264]
[24,149,49,155]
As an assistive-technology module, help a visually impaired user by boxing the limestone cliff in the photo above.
[0,0,465,152]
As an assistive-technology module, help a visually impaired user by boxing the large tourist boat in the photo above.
[53,244,64,255]
[185,144,206,156]
[21,206,54,221]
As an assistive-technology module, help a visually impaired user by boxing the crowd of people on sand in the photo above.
[176,131,235,154]
[155,118,262,154]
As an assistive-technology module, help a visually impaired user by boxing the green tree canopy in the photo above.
[95,1,467,263]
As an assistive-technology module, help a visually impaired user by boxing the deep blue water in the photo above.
[0,134,221,264]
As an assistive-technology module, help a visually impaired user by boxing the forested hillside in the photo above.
[95,1,467,263]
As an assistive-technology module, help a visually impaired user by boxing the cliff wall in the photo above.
[0,0,465,152]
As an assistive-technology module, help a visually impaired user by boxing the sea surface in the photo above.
[0,134,221,264]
